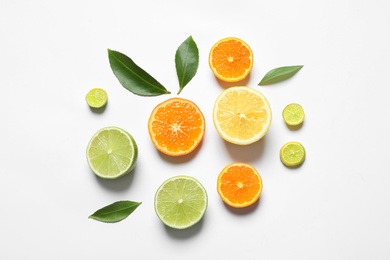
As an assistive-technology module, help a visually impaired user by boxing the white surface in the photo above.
[1,0,390,259]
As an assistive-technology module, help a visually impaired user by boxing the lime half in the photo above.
[282,103,304,126]
[154,175,208,229]
[86,126,138,179]
[280,141,306,167]
[86,88,108,108]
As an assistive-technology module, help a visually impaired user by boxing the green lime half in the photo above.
[86,126,138,179]
[282,103,304,126]
[86,88,108,108]
[154,175,208,230]
[280,141,306,167]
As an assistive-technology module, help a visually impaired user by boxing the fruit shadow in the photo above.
[223,137,267,163]
[157,140,204,164]
[88,103,107,114]
[212,73,252,89]
[222,196,262,215]
[286,121,304,131]
[93,166,136,192]
[163,214,206,239]
[283,158,306,170]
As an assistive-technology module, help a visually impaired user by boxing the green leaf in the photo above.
[89,200,141,223]
[175,36,199,94]
[108,49,171,96]
[258,65,303,86]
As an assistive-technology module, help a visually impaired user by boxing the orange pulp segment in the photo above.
[209,37,253,82]
[148,98,205,156]
[217,162,263,208]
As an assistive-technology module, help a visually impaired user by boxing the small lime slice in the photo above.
[280,141,306,167]
[86,126,138,179]
[86,88,108,108]
[154,175,208,230]
[282,103,304,126]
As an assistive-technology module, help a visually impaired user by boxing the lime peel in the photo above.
[280,141,306,167]
[86,88,108,108]
[282,103,304,126]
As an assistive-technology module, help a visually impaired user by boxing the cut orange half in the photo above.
[213,86,272,145]
[217,162,263,208]
[209,37,253,82]
[148,98,205,156]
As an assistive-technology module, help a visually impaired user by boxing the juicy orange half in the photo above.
[148,98,205,156]
[209,37,253,82]
[217,162,263,208]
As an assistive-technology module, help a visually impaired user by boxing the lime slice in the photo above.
[282,103,304,126]
[280,142,306,167]
[86,88,108,108]
[154,175,208,229]
[86,126,138,179]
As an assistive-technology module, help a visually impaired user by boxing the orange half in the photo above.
[217,162,262,208]
[148,98,205,156]
[209,37,253,82]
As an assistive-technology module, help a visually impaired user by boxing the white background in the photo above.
[1,0,390,259]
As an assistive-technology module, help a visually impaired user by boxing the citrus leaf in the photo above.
[175,36,199,94]
[89,200,141,223]
[258,65,303,86]
[108,49,170,96]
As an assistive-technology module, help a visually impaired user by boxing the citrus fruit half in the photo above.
[282,103,305,126]
[86,88,108,108]
[148,98,205,156]
[280,141,306,167]
[217,162,263,208]
[86,126,138,179]
[209,37,253,82]
[213,86,272,145]
[154,175,208,229]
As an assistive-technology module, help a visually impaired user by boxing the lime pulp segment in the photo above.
[280,141,306,167]
[86,126,138,179]
[282,103,304,126]
[86,88,108,108]
[154,175,208,229]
